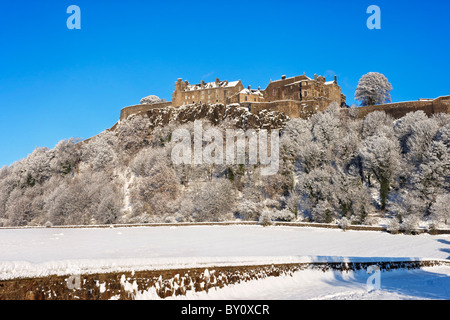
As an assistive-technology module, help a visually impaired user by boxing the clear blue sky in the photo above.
[1,0,449,167]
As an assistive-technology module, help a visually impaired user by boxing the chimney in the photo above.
[248,85,251,90]
[314,74,317,80]
[281,75,286,80]
[216,78,220,83]
[185,80,189,86]
[177,78,182,82]
[201,80,205,87]
[258,86,261,91]
[334,75,337,83]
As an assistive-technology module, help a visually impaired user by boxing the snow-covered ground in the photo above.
[1,225,449,282]
[149,266,450,300]
[1,224,449,300]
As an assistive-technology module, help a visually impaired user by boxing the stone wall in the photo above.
[1,259,447,300]
[119,96,450,123]
[346,96,450,119]
[241,100,324,119]
[120,101,173,121]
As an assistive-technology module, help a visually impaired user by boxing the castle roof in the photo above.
[184,80,240,91]
[271,75,312,83]
[239,88,263,96]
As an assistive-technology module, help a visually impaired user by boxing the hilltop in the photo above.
[0,102,448,232]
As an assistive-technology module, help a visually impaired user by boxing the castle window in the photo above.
[304,91,308,97]
[245,96,248,101]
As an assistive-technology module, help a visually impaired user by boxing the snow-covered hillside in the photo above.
[1,106,448,232]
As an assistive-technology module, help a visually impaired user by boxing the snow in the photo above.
[225,81,240,88]
[239,88,263,96]
[0,225,449,281]
[185,80,240,91]
[152,266,450,300]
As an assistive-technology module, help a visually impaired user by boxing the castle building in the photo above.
[121,73,449,122]
[229,86,265,104]
[263,74,346,108]
[172,74,345,111]
[172,78,244,106]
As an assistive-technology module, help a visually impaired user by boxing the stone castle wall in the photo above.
[120,101,173,120]
[346,96,450,119]
[119,96,450,123]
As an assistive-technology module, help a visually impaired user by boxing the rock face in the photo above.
[140,95,167,105]
[141,103,290,131]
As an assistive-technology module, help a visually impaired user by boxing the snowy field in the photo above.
[1,225,449,299]
[1,225,449,278]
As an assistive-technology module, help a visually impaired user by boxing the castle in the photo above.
[121,73,346,120]
[119,74,450,121]
[172,74,345,109]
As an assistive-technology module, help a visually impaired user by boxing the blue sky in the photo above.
[0,0,449,167]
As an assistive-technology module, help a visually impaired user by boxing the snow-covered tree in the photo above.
[50,138,81,176]
[311,199,337,223]
[411,140,449,207]
[258,208,274,226]
[192,179,235,222]
[96,191,122,225]
[116,115,152,152]
[355,72,392,106]
[405,118,439,166]
[271,208,296,222]
[435,123,450,149]
[361,111,393,139]
[0,166,7,179]
[234,199,262,221]
[81,131,118,171]
[394,111,429,153]
[130,157,179,218]
[311,103,342,147]
[19,147,53,187]
[359,134,402,210]
[140,95,166,105]
[430,193,450,227]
